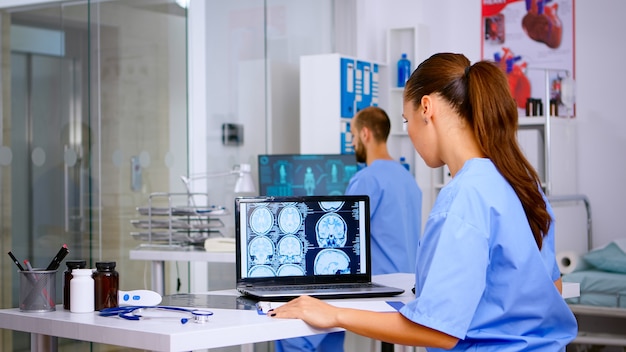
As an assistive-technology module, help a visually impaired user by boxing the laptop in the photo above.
[235,195,404,301]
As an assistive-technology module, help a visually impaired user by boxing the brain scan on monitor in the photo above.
[249,236,274,265]
[278,205,302,234]
[314,249,351,275]
[319,201,344,212]
[250,206,274,234]
[277,264,305,276]
[316,212,347,247]
[277,234,303,264]
[248,265,276,277]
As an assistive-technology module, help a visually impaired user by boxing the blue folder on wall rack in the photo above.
[356,60,371,111]
[340,57,355,118]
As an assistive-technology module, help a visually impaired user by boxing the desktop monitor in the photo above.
[257,154,360,196]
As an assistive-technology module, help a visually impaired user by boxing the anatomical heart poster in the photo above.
[481,0,575,117]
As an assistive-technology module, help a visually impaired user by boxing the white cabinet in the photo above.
[299,53,386,154]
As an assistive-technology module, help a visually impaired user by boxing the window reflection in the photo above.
[1,1,188,350]
[0,1,336,350]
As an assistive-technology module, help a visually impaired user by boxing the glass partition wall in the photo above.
[0,0,335,350]
[0,1,188,350]
[188,0,335,293]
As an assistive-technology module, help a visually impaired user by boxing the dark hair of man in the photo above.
[353,106,391,143]
[403,52,550,250]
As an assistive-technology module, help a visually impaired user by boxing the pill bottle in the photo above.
[525,97,534,117]
[93,261,119,311]
[550,98,559,116]
[70,268,94,313]
[536,98,544,116]
[63,260,87,310]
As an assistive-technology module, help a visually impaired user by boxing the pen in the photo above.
[45,244,69,270]
[24,260,34,271]
[7,251,25,271]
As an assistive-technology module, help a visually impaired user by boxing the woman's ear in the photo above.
[421,95,433,123]
[421,95,431,114]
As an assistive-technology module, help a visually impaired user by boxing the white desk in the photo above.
[0,304,336,351]
[0,274,580,352]
[0,274,413,352]
[129,246,236,295]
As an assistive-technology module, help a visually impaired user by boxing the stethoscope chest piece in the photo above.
[191,309,213,324]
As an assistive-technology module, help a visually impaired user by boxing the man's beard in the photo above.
[354,143,367,164]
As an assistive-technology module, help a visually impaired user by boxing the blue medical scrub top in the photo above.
[345,159,423,274]
[277,160,423,352]
[399,158,577,351]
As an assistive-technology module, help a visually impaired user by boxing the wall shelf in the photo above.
[400,58,578,223]
[384,26,435,227]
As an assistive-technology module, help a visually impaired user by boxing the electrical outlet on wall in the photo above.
[222,123,244,146]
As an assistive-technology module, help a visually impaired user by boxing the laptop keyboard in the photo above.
[254,283,376,292]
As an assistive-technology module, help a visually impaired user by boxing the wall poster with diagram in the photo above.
[481,0,575,117]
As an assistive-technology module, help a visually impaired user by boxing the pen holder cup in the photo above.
[19,269,57,312]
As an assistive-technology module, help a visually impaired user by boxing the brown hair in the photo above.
[353,106,391,143]
[404,53,550,249]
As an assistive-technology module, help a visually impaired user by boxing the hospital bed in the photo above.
[551,195,626,350]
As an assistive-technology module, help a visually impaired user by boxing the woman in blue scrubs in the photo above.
[269,52,578,351]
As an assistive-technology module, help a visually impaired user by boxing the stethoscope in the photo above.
[100,306,214,324]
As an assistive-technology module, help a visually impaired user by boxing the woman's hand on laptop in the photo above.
[268,295,340,329]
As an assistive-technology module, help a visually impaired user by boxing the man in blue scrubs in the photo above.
[345,106,423,275]
[275,106,423,352]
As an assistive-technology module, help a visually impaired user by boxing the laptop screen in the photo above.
[235,195,371,285]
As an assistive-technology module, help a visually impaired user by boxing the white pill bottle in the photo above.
[70,268,95,313]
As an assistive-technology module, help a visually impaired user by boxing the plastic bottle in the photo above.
[63,260,86,310]
[397,53,411,87]
[70,268,94,313]
[400,157,410,171]
[93,261,119,311]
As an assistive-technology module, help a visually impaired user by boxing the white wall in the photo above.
[574,0,626,249]
[354,0,626,250]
